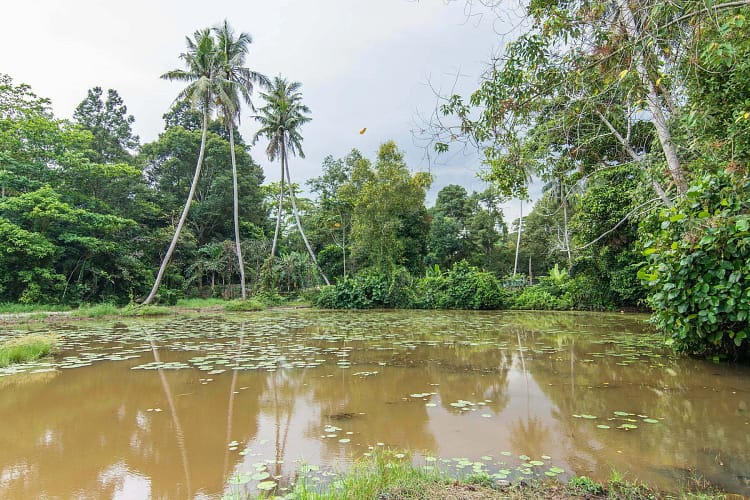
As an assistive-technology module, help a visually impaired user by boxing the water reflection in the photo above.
[0,310,748,498]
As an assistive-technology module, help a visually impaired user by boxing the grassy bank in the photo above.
[0,303,71,314]
[233,453,725,499]
[0,334,57,367]
[0,295,310,326]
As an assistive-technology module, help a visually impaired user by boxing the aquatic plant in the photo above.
[0,334,57,367]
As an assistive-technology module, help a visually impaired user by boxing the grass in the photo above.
[70,303,171,318]
[120,305,171,317]
[0,303,70,314]
[175,297,227,308]
[0,334,57,368]
[224,299,265,312]
[71,303,120,318]
[265,452,724,500]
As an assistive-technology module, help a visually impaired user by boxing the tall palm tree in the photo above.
[214,20,269,300]
[253,77,329,285]
[144,28,224,304]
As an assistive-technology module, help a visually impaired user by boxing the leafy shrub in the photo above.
[640,170,750,359]
[254,290,285,306]
[560,275,616,311]
[315,268,413,309]
[568,476,604,495]
[152,286,182,306]
[316,262,509,310]
[414,261,508,310]
[512,286,566,310]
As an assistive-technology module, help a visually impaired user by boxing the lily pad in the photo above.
[617,423,638,430]
[257,480,276,491]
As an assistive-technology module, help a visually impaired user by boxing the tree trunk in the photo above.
[513,199,523,277]
[341,214,346,279]
[270,155,285,261]
[229,124,246,300]
[144,104,209,304]
[616,0,688,194]
[561,180,572,267]
[282,143,330,286]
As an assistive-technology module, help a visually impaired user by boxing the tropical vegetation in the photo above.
[1,3,749,360]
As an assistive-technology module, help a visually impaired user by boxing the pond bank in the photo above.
[0,299,311,326]
[265,452,728,499]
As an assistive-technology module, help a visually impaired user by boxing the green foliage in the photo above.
[513,286,567,310]
[568,476,604,495]
[72,303,120,318]
[174,297,226,308]
[121,305,171,317]
[570,164,650,308]
[559,275,616,311]
[349,142,432,274]
[316,268,414,309]
[0,334,57,368]
[640,170,750,359]
[317,261,508,310]
[254,290,285,306]
[414,261,508,310]
[684,8,750,168]
[73,86,139,163]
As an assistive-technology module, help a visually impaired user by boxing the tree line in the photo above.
[1,2,749,359]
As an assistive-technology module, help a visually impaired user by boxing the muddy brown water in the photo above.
[0,310,748,498]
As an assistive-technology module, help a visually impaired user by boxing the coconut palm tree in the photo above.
[214,20,269,300]
[253,77,329,285]
[145,28,225,304]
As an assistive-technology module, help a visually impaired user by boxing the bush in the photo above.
[513,286,567,310]
[560,275,616,311]
[640,170,750,359]
[316,262,510,310]
[255,290,285,306]
[414,261,508,310]
[315,268,414,309]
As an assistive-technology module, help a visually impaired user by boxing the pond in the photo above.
[0,310,748,498]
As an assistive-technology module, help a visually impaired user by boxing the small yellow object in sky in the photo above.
[359,127,367,135]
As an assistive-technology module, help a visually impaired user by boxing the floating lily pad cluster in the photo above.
[572,410,662,430]
[416,452,566,481]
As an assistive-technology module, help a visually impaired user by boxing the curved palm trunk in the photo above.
[145,105,209,304]
[282,143,330,286]
[229,124,246,299]
[149,339,192,497]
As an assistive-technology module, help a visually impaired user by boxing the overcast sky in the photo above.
[1,0,536,220]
